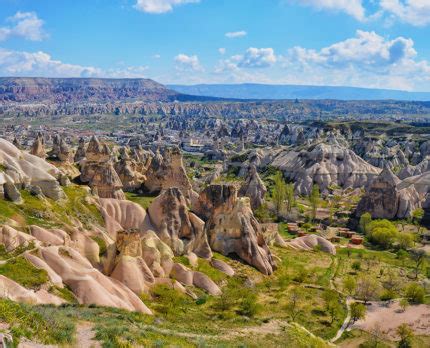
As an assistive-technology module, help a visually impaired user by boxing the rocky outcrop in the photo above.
[286,235,336,255]
[80,136,125,199]
[271,142,381,195]
[26,246,152,313]
[48,134,72,163]
[193,184,275,275]
[74,137,87,163]
[0,138,64,200]
[144,146,196,200]
[114,147,147,191]
[239,165,267,210]
[148,187,212,258]
[355,166,421,219]
[29,133,46,158]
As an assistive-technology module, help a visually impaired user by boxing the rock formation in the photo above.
[29,133,46,158]
[114,147,147,191]
[193,184,275,275]
[0,138,64,200]
[271,142,380,195]
[287,234,336,255]
[355,166,421,219]
[147,187,212,258]
[239,165,267,210]
[48,134,72,163]
[74,137,87,163]
[80,136,125,199]
[144,147,195,200]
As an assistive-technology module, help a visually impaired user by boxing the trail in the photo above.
[331,297,352,343]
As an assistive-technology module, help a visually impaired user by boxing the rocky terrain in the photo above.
[0,114,429,347]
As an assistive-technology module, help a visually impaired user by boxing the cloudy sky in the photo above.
[1,0,430,91]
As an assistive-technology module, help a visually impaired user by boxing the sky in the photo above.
[0,0,430,91]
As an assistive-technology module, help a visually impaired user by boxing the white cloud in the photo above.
[225,30,247,38]
[218,48,226,55]
[380,0,430,26]
[0,12,47,42]
[293,0,365,21]
[174,53,204,71]
[282,30,430,90]
[0,48,150,78]
[235,47,277,68]
[134,0,200,14]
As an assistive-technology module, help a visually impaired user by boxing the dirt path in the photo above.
[74,322,100,348]
[331,297,352,343]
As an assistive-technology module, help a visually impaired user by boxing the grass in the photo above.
[0,256,49,289]
[125,192,157,210]
[0,299,75,346]
[0,185,104,229]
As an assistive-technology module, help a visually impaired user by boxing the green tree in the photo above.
[343,276,357,296]
[285,183,295,213]
[309,184,320,221]
[350,302,366,325]
[397,323,414,348]
[272,171,287,216]
[409,249,426,279]
[322,290,341,324]
[411,208,424,233]
[359,213,372,235]
[367,219,399,249]
[405,282,425,304]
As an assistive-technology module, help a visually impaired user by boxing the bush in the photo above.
[351,261,361,271]
[367,220,399,249]
[404,283,425,304]
[238,292,261,318]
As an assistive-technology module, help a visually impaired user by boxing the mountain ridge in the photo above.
[168,83,430,101]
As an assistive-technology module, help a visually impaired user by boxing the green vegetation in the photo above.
[125,192,157,210]
[0,256,49,289]
[0,300,75,346]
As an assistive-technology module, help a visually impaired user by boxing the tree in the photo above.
[285,183,295,213]
[397,323,414,348]
[309,184,320,221]
[343,276,357,296]
[359,213,372,235]
[409,249,426,279]
[356,277,379,304]
[323,290,341,324]
[405,282,425,304]
[285,288,303,321]
[272,171,287,216]
[367,219,399,249]
[412,208,424,233]
[350,302,366,325]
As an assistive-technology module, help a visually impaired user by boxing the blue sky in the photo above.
[0,0,430,91]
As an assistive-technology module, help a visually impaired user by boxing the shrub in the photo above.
[404,283,425,304]
[367,219,399,249]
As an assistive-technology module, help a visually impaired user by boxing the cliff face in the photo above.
[0,77,183,103]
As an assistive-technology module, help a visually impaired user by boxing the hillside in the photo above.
[0,77,217,103]
[169,83,430,101]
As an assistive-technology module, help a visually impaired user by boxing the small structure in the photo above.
[350,235,364,245]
